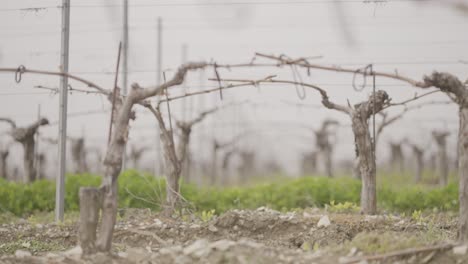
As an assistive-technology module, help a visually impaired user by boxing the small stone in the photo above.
[15,250,31,258]
[160,245,183,254]
[310,208,320,213]
[117,252,128,258]
[126,247,150,262]
[453,244,468,255]
[183,239,210,257]
[280,212,296,221]
[317,215,331,228]
[63,246,83,258]
[347,247,358,257]
[390,215,401,220]
[153,218,163,227]
[93,252,111,263]
[340,258,367,264]
[364,215,378,221]
[210,240,235,251]
[208,225,218,233]
[46,252,59,258]
[421,251,436,263]
[35,224,43,229]
[303,212,314,219]
[238,239,263,249]
[338,257,348,263]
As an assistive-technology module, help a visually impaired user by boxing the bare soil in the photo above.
[0,208,467,263]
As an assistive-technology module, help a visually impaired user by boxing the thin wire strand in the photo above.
[162,72,175,145]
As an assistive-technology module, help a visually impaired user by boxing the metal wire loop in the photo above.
[352,64,373,92]
[15,65,26,83]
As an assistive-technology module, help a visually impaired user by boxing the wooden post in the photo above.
[79,187,101,254]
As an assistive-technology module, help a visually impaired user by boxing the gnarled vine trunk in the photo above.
[421,71,468,241]
[0,150,9,179]
[301,151,318,176]
[147,106,182,213]
[0,118,49,183]
[78,61,210,254]
[352,114,376,214]
[348,90,389,215]
[161,131,182,211]
[129,145,148,170]
[22,138,36,183]
[238,151,255,184]
[95,94,134,252]
[177,125,191,183]
[70,138,88,174]
[35,153,46,180]
[353,159,361,180]
[433,131,449,186]
[77,89,137,252]
[458,107,468,241]
[323,147,333,177]
[389,143,404,174]
[211,141,219,185]
[411,145,424,183]
[221,149,237,185]
[315,120,338,177]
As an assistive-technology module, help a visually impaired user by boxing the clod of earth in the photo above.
[0,208,467,264]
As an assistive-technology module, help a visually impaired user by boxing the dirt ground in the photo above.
[0,207,467,263]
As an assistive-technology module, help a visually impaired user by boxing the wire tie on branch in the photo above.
[214,63,224,100]
[14,65,26,83]
[352,64,373,92]
[290,65,306,100]
[248,55,257,65]
[48,88,58,96]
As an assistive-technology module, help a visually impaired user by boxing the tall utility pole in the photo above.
[121,0,129,169]
[181,44,188,121]
[196,70,206,185]
[154,17,163,176]
[156,17,162,90]
[180,44,192,181]
[56,0,70,222]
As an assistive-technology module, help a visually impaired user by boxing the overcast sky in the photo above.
[0,0,467,176]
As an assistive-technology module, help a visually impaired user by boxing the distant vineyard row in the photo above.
[0,171,458,217]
